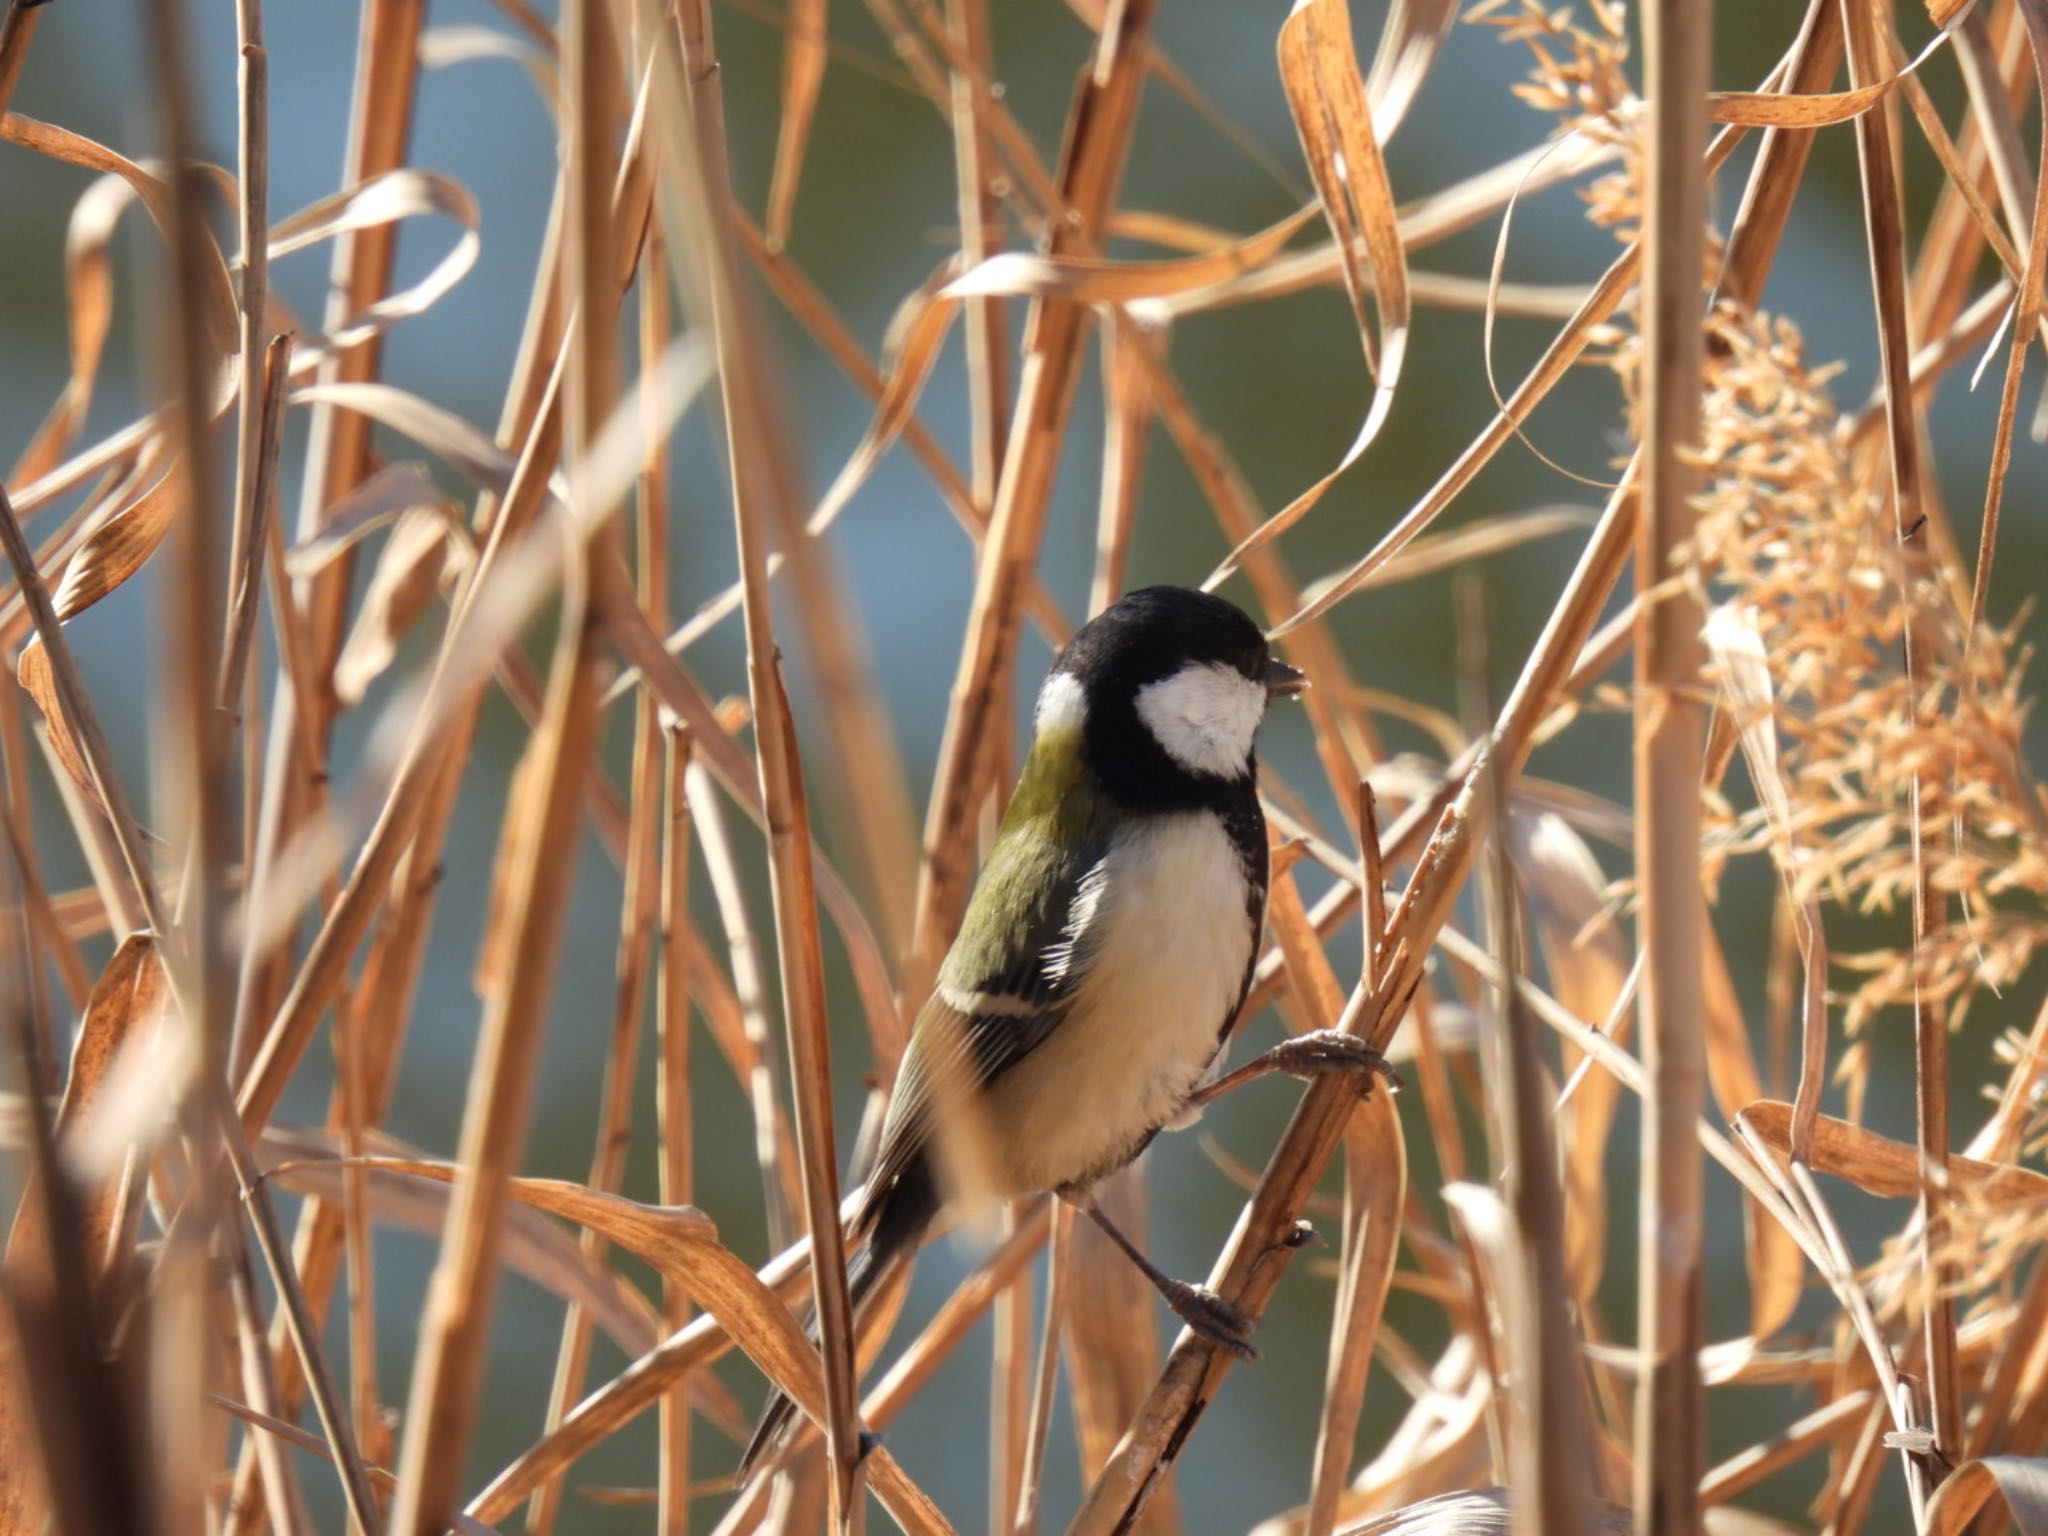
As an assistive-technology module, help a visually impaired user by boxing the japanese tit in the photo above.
[740,585,1387,1481]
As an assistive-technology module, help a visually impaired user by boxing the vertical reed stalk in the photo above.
[386,0,623,1525]
[1633,0,1711,1527]
[1839,0,1962,1473]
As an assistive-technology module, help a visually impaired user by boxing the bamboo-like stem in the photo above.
[1716,0,1841,312]
[655,722,694,1536]
[0,0,40,116]
[214,1088,385,1536]
[386,0,623,1525]
[1461,580,1598,1536]
[237,0,427,1049]
[665,0,865,1518]
[1011,1202,1070,1536]
[219,338,291,722]
[219,0,273,731]
[1632,0,1710,1529]
[947,0,1008,517]
[224,1239,314,1536]
[1838,0,1962,1475]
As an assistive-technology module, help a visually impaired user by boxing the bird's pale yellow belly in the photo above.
[976,812,1256,1196]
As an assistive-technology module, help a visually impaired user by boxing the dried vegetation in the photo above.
[7,0,2048,1531]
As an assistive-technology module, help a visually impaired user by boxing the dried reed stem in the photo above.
[386,0,623,1525]
[1633,0,1710,1527]
[1838,0,1962,1474]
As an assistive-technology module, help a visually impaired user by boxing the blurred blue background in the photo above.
[5,0,2044,1528]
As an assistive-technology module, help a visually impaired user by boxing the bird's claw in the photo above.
[1270,1029,1402,1097]
[1161,1278,1259,1359]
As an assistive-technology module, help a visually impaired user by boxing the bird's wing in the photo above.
[859,815,1117,1229]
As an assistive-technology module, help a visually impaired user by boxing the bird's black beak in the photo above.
[1264,658,1308,698]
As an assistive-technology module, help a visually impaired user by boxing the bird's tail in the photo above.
[736,1235,906,1486]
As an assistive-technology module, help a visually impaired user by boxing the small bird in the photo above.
[740,585,1389,1481]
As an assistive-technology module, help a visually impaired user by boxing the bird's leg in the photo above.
[1071,1196,1258,1359]
[1184,1029,1400,1112]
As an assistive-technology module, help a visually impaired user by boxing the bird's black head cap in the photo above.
[1049,586,1273,810]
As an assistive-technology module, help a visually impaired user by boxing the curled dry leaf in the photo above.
[419,25,561,109]
[1364,0,1459,140]
[304,1156,717,1269]
[1924,1455,2048,1535]
[288,381,516,492]
[1706,19,1961,128]
[942,203,1318,304]
[14,638,96,816]
[266,169,482,361]
[1209,0,1410,583]
[9,174,130,486]
[0,111,238,412]
[49,463,180,621]
[330,506,462,708]
[1323,1486,1629,1536]
[6,933,169,1280]
[284,461,451,578]
[263,1137,663,1360]
[1737,1101,2048,1207]
[1509,809,1627,1304]
[1703,603,1827,1161]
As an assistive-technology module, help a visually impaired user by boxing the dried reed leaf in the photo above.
[1217,0,1409,577]
[329,505,459,708]
[283,461,450,577]
[1509,810,1626,1304]
[1091,318,1153,617]
[13,639,97,816]
[808,255,963,535]
[764,0,825,247]
[1923,1454,2048,1535]
[262,1134,663,1357]
[1361,506,1590,589]
[1967,0,2048,632]
[1363,0,1458,139]
[9,176,131,486]
[1328,1486,1629,1535]
[1737,1101,2048,1206]
[304,1155,717,1267]
[265,168,482,359]
[943,203,1317,302]
[0,111,238,406]
[38,464,181,626]
[1699,934,1802,1342]
[1268,247,1638,636]
[1701,604,1828,1165]
[1060,1170,1171,1518]
[1705,21,1954,129]
[4,934,166,1289]
[289,380,515,491]
[460,1206,955,1535]
[419,24,560,104]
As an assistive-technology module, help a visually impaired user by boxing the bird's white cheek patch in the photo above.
[1135,662,1266,777]
[1035,671,1088,738]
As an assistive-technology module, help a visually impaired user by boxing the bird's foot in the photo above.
[1159,1277,1259,1359]
[1267,1030,1402,1096]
